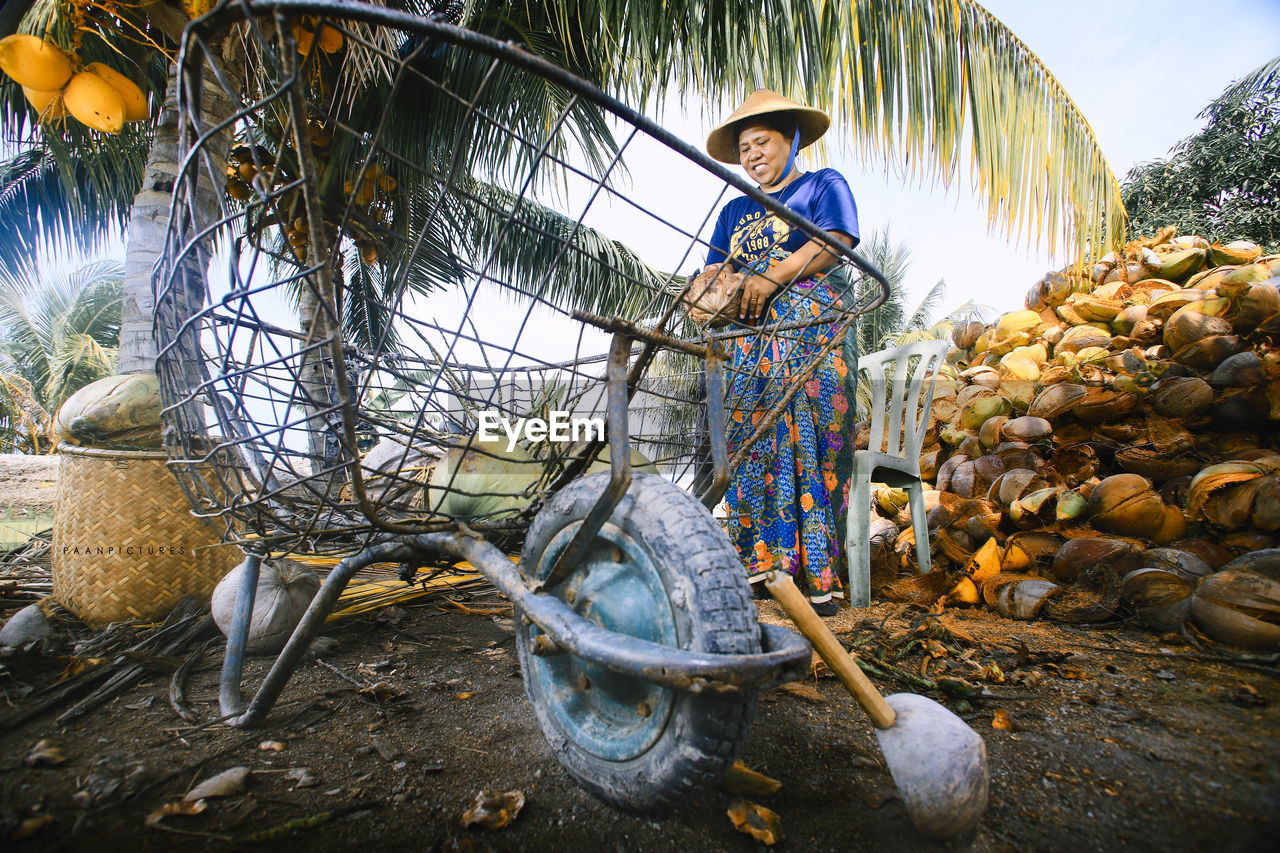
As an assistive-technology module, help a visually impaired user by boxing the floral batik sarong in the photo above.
[724,277,854,600]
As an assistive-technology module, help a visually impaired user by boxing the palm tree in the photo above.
[0,259,123,452]
[1,0,1125,382]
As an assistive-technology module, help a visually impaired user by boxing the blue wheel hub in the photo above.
[526,521,677,761]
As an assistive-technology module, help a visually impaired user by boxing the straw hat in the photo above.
[705,89,831,163]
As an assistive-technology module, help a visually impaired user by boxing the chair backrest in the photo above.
[858,338,952,460]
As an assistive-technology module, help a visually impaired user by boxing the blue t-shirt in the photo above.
[705,168,860,274]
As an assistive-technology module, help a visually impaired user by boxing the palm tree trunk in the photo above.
[117,49,237,375]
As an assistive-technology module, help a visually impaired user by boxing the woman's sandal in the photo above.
[810,599,838,617]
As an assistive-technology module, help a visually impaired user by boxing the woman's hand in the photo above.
[738,274,779,322]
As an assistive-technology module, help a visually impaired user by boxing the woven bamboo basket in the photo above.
[52,444,241,627]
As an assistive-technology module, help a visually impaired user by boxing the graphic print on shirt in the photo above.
[729,210,791,272]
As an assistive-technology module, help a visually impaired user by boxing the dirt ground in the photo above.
[2,572,1278,853]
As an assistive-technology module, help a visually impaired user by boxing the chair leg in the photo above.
[845,459,872,607]
[906,479,931,575]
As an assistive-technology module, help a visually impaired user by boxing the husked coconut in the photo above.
[211,558,321,654]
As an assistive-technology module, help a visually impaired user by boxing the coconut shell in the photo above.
[978,415,1008,450]
[1051,536,1142,582]
[1094,421,1145,445]
[1028,383,1087,419]
[1055,324,1112,355]
[971,454,1007,490]
[935,527,974,565]
[1051,443,1099,486]
[1229,282,1280,333]
[1000,416,1050,443]
[949,459,977,498]
[957,435,984,460]
[1163,304,1233,354]
[1248,476,1280,531]
[1141,547,1213,581]
[1147,376,1213,420]
[1166,538,1231,570]
[1222,530,1278,554]
[1187,460,1269,519]
[1069,294,1123,323]
[1212,386,1270,428]
[1209,351,1265,388]
[952,319,986,350]
[1173,334,1242,371]
[1114,448,1201,483]
[996,579,1061,619]
[1005,532,1065,567]
[1157,248,1206,282]
[1009,487,1059,527]
[1120,568,1193,632]
[1074,387,1138,424]
[1208,241,1262,267]
[934,453,964,493]
[1191,569,1280,650]
[989,468,1041,506]
[1087,474,1166,539]
[1221,549,1280,580]
[1128,318,1163,346]
[1111,304,1148,336]
[1147,289,1206,322]
[992,441,1042,473]
[957,383,997,407]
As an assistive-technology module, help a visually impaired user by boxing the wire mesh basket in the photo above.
[155,0,886,560]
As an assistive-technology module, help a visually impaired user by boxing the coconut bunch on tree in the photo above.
[0,27,149,134]
[860,225,1280,650]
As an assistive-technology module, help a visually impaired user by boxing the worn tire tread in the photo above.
[516,472,759,811]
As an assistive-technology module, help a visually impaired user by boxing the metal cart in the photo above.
[154,0,889,810]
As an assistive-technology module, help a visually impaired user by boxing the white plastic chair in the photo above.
[845,338,951,606]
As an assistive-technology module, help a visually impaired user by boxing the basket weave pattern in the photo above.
[52,445,241,627]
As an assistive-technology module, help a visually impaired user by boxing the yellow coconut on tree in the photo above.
[22,85,67,121]
[0,34,73,91]
[63,70,125,133]
[84,62,148,122]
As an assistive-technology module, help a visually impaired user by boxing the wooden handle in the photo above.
[765,571,896,729]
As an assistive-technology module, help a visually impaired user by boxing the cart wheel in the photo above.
[515,471,760,811]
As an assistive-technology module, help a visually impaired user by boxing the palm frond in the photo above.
[0,134,148,269]
[0,370,56,454]
[527,0,1124,259]
[1224,54,1280,102]
[899,279,948,338]
[451,176,675,318]
[0,259,122,410]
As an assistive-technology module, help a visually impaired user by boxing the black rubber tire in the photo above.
[515,471,760,812]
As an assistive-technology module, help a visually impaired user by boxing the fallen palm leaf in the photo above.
[460,789,525,831]
[145,799,207,827]
[721,762,783,797]
[185,766,250,801]
[24,739,66,766]
[727,800,783,846]
[778,682,824,704]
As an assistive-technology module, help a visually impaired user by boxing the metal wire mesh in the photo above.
[153,1,885,557]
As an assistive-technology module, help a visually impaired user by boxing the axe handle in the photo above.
[765,571,896,729]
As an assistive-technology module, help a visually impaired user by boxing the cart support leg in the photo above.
[699,346,731,509]
[218,553,261,721]
[218,542,413,728]
[535,333,633,592]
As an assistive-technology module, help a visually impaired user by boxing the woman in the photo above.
[703,90,859,617]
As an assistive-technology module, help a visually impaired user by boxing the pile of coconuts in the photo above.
[860,226,1280,650]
